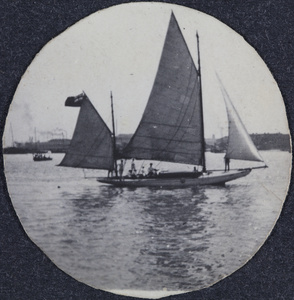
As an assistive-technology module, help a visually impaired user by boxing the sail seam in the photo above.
[132,134,200,143]
[156,61,198,155]
[124,146,201,155]
[140,121,196,128]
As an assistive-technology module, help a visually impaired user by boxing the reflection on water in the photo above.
[4,151,291,292]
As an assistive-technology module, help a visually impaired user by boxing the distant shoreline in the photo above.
[3,133,291,154]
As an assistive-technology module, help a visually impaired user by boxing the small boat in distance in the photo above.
[59,12,267,187]
[33,151,53,161]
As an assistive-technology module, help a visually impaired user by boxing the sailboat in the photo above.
[59,13,267,187]
[33,151,53,161]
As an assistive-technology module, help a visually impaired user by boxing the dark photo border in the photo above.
[1,1,293,299]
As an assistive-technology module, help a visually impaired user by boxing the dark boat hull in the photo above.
[33,157,53,161]
[98,169,251,188]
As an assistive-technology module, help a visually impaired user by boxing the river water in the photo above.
[4,151,291,298]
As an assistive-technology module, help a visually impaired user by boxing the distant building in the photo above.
[4,139,71,154]
[37,139,71,153]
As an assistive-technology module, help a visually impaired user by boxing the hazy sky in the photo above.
[4,2,289,145]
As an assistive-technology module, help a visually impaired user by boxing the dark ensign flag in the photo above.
[65,92,86,107]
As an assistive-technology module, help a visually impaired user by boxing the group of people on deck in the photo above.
[114,156,230,180]
[118,158,157,180]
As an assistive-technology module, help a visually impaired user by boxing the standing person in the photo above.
[224,156,230,172]
[108,169,113,178]
[131,158,136,175]
[118,159,124,180]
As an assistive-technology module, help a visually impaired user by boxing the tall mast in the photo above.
[110,91,118,176]
[196,32,206,172]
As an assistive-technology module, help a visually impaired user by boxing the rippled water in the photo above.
[4,151,291,296]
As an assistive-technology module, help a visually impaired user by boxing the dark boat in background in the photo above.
[33,151,53,161]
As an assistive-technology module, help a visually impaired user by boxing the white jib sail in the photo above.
[217,75,264,162]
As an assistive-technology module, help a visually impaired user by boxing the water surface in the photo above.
[4,151,291,295]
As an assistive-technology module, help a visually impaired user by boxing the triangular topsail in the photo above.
[59,93,114,170]
[217,78,264,162]
[122,13,204,165]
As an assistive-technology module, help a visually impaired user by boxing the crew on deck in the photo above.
[148,163,157,177]
[131,158,136,175]
[118,159,124,180]
[138,166,145,178]
[224,156,230,172]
